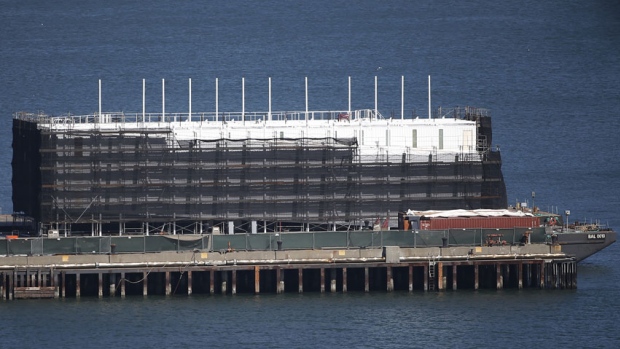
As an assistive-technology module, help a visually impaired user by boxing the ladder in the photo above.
[428,261,436,291]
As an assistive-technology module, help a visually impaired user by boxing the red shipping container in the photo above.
[421,216,540,230]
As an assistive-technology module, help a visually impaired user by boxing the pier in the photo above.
[0,242,577,300]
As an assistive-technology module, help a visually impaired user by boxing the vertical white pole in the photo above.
[188,78,192,122]
[98,79,102,120]
[305,76,308,121]
[374,75,378,119]
[348,76,351,117]
[428,75,431,119]
[215,78,219,122]
[401,75,404,120]
[162,78,165,122]
[268,77,272,121]
[242,77,245,123]
[142,79,146,122]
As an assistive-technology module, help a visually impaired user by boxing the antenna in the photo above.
[428,75,431,119]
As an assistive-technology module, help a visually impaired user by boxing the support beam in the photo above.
[437,262,443,291]
[98,272,104,297]
[76,273,81,298]
[109,272,116,297]
[408,265,413,292]
[540,262,545,289]
[221,271,228,295]
[276,268,283,294]
[254,266,260,294]
[452,265,457,291]
[342,268,347,293]
[518,262,523,289]
[474,264,479,290]
[120,272,126,297]
[210,270,215,295]
[8,272,13,300]
[320,268,325,293]
[231,270,237,295]
[423,265,428,292]
[62,271,66,298]
[364,267,369,293]
[298,269,303,293]
[165,271,171,296]
[496,264,503,290]
[386,266,394,292]
[187,271,192,296]
[143,271,148,296]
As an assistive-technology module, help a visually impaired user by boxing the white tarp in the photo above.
[406,209,534,218]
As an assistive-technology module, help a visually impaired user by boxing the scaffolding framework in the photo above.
[12,108,507,236]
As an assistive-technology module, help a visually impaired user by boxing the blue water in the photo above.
[1,0,619,348]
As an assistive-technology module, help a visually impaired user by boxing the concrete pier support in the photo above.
[330,268,336,293]
[342,268,347,293]
[110,273,116,297]
[209,270,215,295]
[76,273,81,298]
[298,269,303,293]
[320,268,325,293]
[61,272,66,298]
[386,266,394,292]
[120,272,126,297]
[143,271,148,296]
[276,268,283,294]
[221,271,228,294]
[53,271,59,299]
[187,271,192,296]
[518,262,523,289]
[254,266,260,294]
[364,267,369,293]
[165,271,171,296]
[8,273,13,300]
[437,262,443,291]
[423,264,428,291]
[98,272,103,298]
[474,264,479,290]
[539,262,545,289]
[408,265,414,292]
[452,265,457,291]
[496,264,503,290]
[231,270,237,295]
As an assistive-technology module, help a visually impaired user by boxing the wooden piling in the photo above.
[221,271,228,294]
[342,268,347,293]
[437,262,443,291]
[518,262,523,289]
[109,272,116,297]
[298,268,303,293]
[254,266,260,294]
[539,261,545,289]
[364,267,369,293]
[330,268,336,293]
[320,268,325,293]
[423,264,428,291]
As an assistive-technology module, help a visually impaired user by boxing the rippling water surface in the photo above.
[1,0,619,348]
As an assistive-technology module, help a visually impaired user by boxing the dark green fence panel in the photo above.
[111,237,145,253]
[75,237,103,254]
[212,234,248,251]
[246,234,273,250]
[6,239,31,255]
[449,230,478,246]
[348,231,374,248]
[278,233,314,250]
[313,231,348,248]
[177,237,205,251]
[383,230,415,247]
[43,238,78,254]
[0,240,6,255]
[145,236,179,252]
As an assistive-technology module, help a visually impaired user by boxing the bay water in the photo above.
[1,1,619,348]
